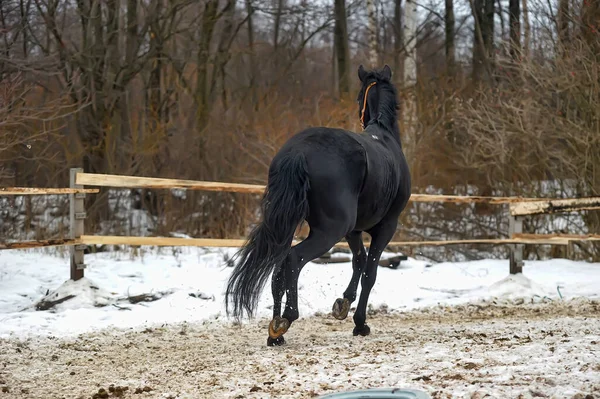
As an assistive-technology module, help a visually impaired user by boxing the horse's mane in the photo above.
[361,69,400,133]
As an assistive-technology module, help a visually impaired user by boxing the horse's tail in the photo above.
[225,152,310,320]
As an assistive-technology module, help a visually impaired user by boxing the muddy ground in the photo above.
[1,299,599,399]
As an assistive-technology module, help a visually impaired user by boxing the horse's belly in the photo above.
[353,185,398,231]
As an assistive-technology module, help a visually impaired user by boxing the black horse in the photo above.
[225,65,411,346]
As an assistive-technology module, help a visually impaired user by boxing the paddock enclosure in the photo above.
[2,169,600,278]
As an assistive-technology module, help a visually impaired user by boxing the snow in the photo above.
[1,248,600,398]
[0,248,599,339]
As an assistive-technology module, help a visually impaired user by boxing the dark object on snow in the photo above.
[312,254,408,269]
[225,65,411,346]
[310,256,352,264]
[35,295,76,311]
[378,254,408,269]
[319,388,431,399]
[127,293,163,304]
[188,292,214,300]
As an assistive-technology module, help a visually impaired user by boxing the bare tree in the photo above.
[445,0,455,75]
[522,0,530,58]
[366,0,378,67]
[273,0,284,68]
[334,0,350,96]
[558,0,570,49]
[509,0,520,60]
[393,0,402,81]
[470,0,494,83]
[402,0,417,152]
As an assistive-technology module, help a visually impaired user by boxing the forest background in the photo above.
[0,0,598,262]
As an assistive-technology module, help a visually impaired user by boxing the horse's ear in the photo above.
[358,65,368,82]
[382,65,392,81]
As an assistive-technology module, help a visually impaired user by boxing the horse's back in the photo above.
[273,127,366,192]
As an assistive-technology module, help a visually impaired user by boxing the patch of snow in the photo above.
[32,277,117,311]
[0,248,599,338]
[484,273,551,302]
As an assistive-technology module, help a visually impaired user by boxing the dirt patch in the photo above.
[1,299,599,398]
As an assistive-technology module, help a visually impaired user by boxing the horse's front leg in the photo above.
[332,231,367,320]
[352,220,397,336]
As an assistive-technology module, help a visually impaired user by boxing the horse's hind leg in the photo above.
[332,231,366,320]
[267,227,343,346]
[267,265,287,346]
[352,219,397,337]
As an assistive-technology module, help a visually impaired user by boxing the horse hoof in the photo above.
[353,324,371,337]
[268,316,290,339]
[332,298,351,320]
[267,335,286,347]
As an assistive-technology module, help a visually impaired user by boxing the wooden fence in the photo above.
[2,168,600,280]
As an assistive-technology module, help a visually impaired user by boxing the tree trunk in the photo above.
[19,0,31,58]
[393,0,402,84]
[522,0,530,58]
[470,0,493,83]
[445,0,455,75]
[333,0,350,96]
[212,0,238,111]
[245,0,258,113]
[472,0,484,82]
[196,0,218,129]
[122,0,138,167]
[273,0,284,68]
[402,0,417,151]
[366,0,378,67]
[509,0,520,60]
[482,0,495,63]
[581,0,600,57]
[558,0,570,51]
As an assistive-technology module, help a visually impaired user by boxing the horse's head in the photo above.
[356,65,395,130]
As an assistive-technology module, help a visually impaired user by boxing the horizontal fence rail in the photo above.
[0,187,99,195]
[78,235,591,247]
[76,173,265,194]
[511,197,600,216]
[75,172,553,204]
[5,234,600,252]
[0,238,81,250]
[512,233,600,242]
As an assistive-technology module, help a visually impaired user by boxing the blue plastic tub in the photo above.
[318,388,431,399]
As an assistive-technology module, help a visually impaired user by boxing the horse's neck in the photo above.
[367,103,401,145]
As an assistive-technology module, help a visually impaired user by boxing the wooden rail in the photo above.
[513,233,600,242]
[511,197,600,216]
[76,173,264,194]
[75,172,552,204]
[0,238,82,250]
[79,235,577,247]
[3,234,586,252]
[0,187,99,195]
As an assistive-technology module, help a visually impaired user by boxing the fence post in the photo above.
[70,168,86,280]
[508,215,524,274]
[566,240,575,260]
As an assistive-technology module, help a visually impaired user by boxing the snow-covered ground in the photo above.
[1,248,600,398]
[1,247,599,338]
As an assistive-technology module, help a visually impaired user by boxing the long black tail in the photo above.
[225,152,310,320]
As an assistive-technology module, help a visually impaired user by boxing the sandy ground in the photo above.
[1,299,599,399]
